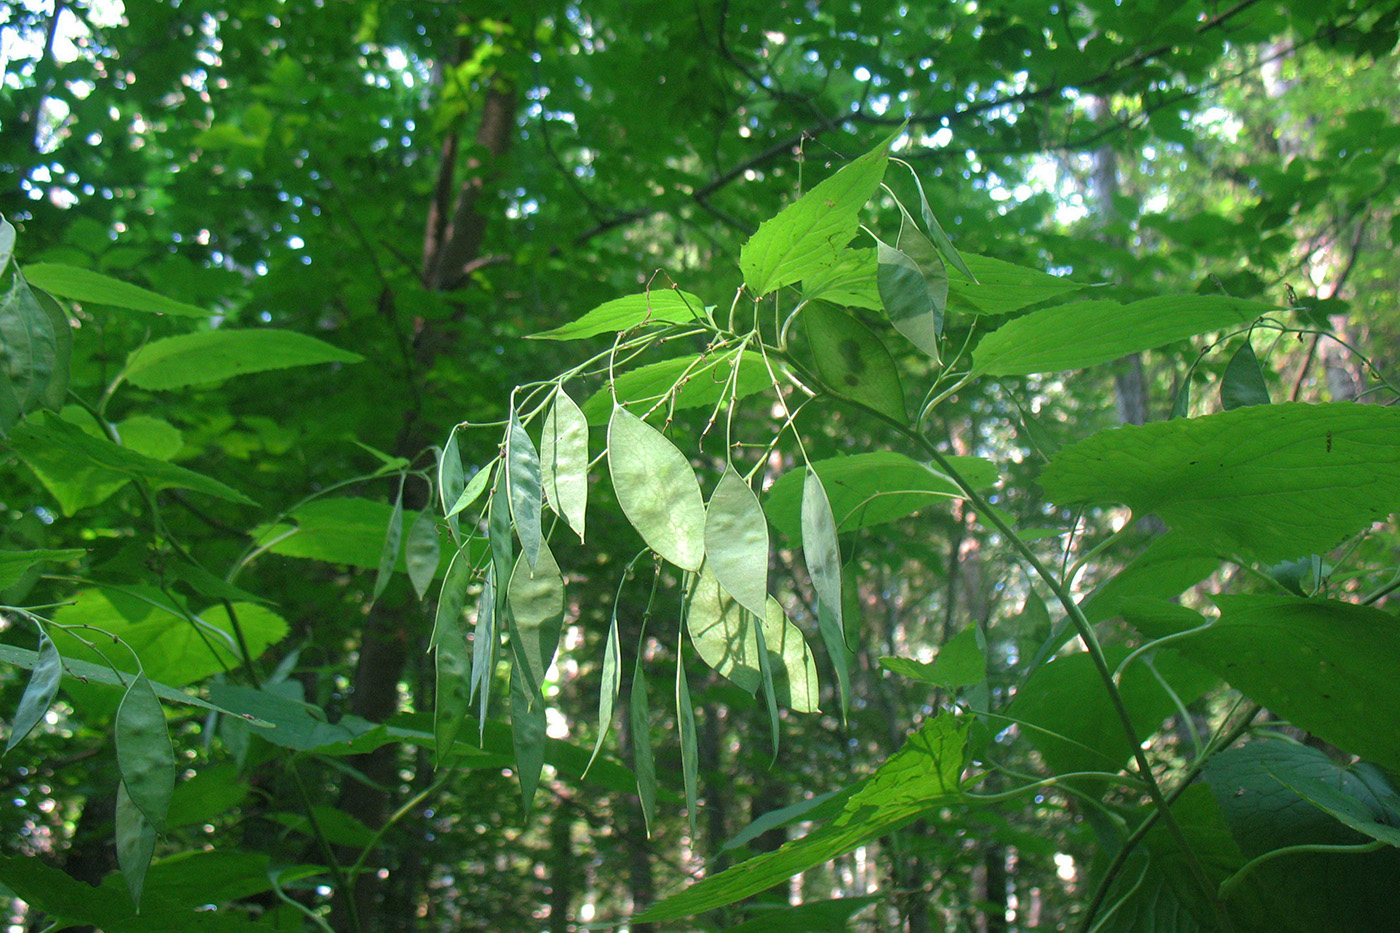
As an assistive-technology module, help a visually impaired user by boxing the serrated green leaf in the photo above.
[0,548,86,591]
[1041,402,1400,564]
[9,411,253,506]
[22,262,209,317]
[580,348,772,424]
[122,329,362,389]
[507,541,565,692]
[803,302,907,423]
[607,406,706,571]
[801,248,881,309]
[879,624,985,688]
[1126,594,1400,774]
[1007,646,1216,778]
[741,127,900,297]
[705,466,770,619]
[541,389,589,540]
[371,482,404,604]
[531,290,707,340]
[972,295,1271,377]
[767,451,998,543]
[1221,339,1270,409]
[946,254,1080,316]
[5,630,61,752]
[405,504,441,600]
[116,673,176,833]
[506,411,543,570]
[637,715,966,921]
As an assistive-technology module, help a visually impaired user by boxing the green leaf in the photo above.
[705,466,770,619]
[803,302,907,423]
[404,504,441,601]
[122,328,362,389]
[32,287,71,413]
[9,411,254,506]
[22,262,210,317]
[471,569,498,734]
[507,541,565,692]
[716,896,883,933]
[1080,531,1220,624]
[206,683,378,752]
[1201,740,1400,929]
[0,270,59,436]
[438,429,466,538]
[531,289,707,340]
[580,348,772,424]
[1040,402,1400,564]
[1007,646,1216,778]
[740,127,900,297]
[1221,339,1270,409]
[760,597,820,713]
[631,652,658,837]
[637,715,966,921]
[685,562,761,693]
[0,214,13,267]
[5,630,62,752]
[116,673,177,834]
[447,461,494,519]
[430,543,474,649]
[903,166,977,282]
[766,451,998,543]
[506,411,544,570]
[875,238,942,362]
[971,295,1271,377]
[584,609,623,776]
[677,641,699,835]
[371,482,404,604]
[801,468,848,720]
[252,497,459,573]
[434,614,472,767]
[801,248,881,309]
[116,782,157,907]
[879,624,985,688]
[1126,594,1400,774]
[511,665,547,813]
[946,254,1081,316]
[607,405,706,571]
[541,389,589,540]
[0,548,86,591]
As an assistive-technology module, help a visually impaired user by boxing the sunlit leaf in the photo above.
[1041,402,1400,564]
[637,715,966,921]
[608,405,706,571]
[766,451,998,543]
[22,262,209,317]
[685,562,760,693]
[541,389,589,540]
[972,294,1270,377]
[447,461,494,519]
[946,254,1080,316]
[741,127,900,297]
[760,598,820,713]
[123,328,362,389]
[531,289,707,340]
[580,348,772,424]
[879,624,985,688]
[705,466,770,620]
